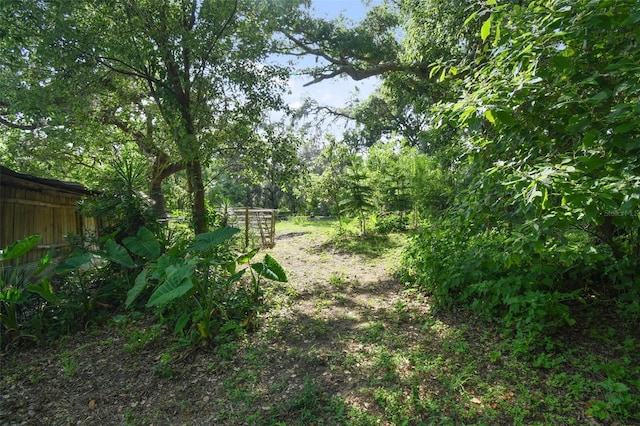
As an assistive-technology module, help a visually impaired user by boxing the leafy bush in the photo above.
[374,214,408,234]
[60,226,287,346]
[80,153,159,241]
[401,218,637,342]
[0,236,60,348]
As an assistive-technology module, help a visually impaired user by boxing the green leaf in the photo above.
[152,254,181,280]
[146,264,194,307]
[26,278,59,305]
[0,235,42,261]
[582,130,598,149]
[541,188,551,210]
[551,55,575,73]
[481,16,492,42]
[237,248,259,265]
[463,10,478,26]
[0,287,27,304]
[126,269,149,308]
[35,247,55,275]
[264,254,287,282]
[429,63,441,79]
[188,227,240,252]
[123,227,160,259]
[484,109,496,124]
[621,10,640,26]
[174,312,191,335]
[251,254,287,282]
[493,110,516,126]
[105,239,135,268]
[226,269,247,285]
[588,91,609,104]
[55,252,93,274]
[613,121,637,134]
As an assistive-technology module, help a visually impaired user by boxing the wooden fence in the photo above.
[224,207,276,248]
[1,166,99,267]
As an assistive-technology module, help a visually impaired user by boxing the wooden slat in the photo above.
[0,197,78,209]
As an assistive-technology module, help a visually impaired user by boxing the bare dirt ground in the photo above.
[0,225,427,425]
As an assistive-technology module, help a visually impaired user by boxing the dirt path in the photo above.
[257,229,426,420]
[2,226,430,425]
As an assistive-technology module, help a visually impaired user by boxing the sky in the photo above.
[279,0,382,133]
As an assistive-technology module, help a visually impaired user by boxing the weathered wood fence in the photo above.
[224,207,276,248]
[1,166,99,266]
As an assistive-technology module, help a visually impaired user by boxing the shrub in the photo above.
[374,213,408,234]
[400,218,637,343]
[59,226,287,346]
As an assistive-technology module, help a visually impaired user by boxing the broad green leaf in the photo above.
[55,252,93,274]
[237,247,259,265]
[0,235,42,261]
[577,155,605,172]
[484,109,496,124]
[481,16,492,42]
[35,247,55,275]
[613,122,637,134]
[105,239,135,268]
[152,254,181,280]
[588,91,609,104]
[227,269,247,285]
[126,269,149,308]
[582,130,598,149]
[493,110,516,126]
[621,10,640,26]
[26,278,59,305]
[123,227,160,259]
[98,230,120,244]
[174,312,191,335]
[251,254,287,283]
[188,227,240,252]
[146,264,194,307]
[264,254,287,282]
[551,55,575,73]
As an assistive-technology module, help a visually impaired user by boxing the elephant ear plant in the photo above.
[0,235,59,347]
[61,226,287,346]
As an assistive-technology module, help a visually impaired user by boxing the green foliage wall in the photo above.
[403,0,640,336]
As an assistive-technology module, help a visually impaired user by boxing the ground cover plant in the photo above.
[2,219,639,425]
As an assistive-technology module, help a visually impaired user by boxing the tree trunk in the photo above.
[150,181,168,220]
[597,216,623,260]
[187,161,208,235]
[150,160,185,220]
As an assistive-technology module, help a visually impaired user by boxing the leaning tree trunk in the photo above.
[150,160,185,220]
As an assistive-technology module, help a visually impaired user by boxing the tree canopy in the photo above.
[1,0,303,233]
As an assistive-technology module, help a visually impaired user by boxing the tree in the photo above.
[1,0,300,234]
[445,0,640,258]
[399,0,640,334]
[339,160,374,235]
[277,0,487,155]
[310,137,355,220]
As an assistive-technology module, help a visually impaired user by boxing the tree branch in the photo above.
[282,31,424,86]
[0,115,40,130]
